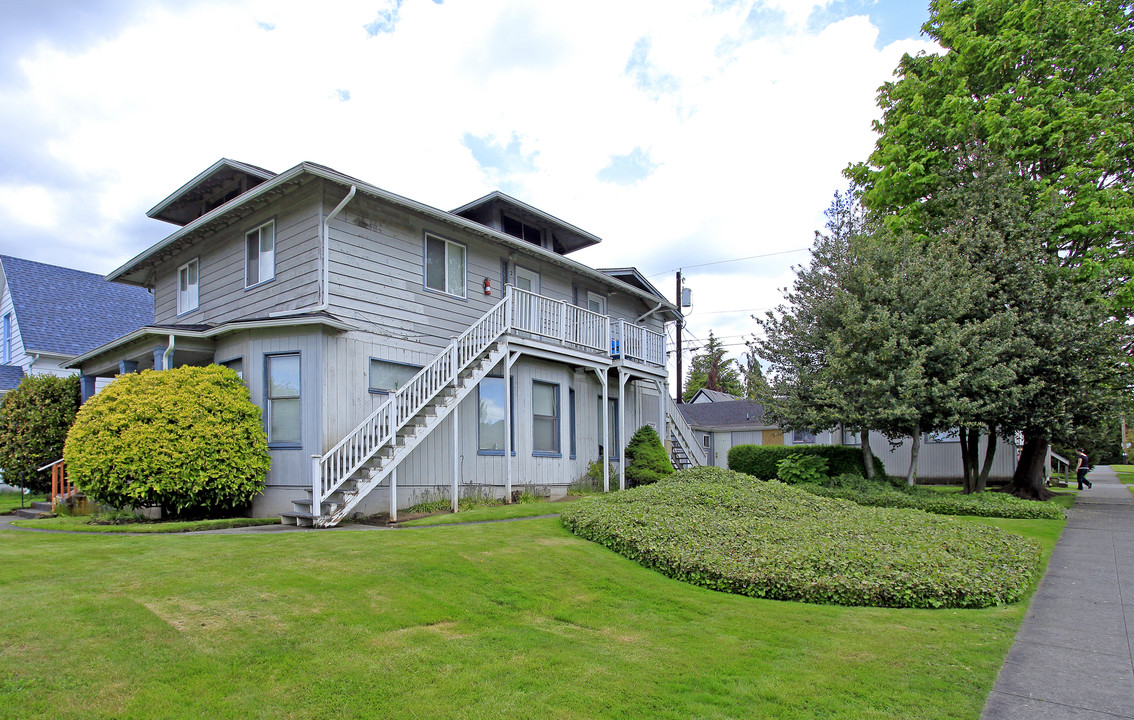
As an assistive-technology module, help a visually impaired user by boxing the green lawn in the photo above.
[0,513,1062,719]
[10,515,281,533]
[1111,464,1134,484]
[399,499,575,527]
[0,491,45,515]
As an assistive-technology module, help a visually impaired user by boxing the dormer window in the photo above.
[178,259,199,314]
[501,215,542,246]
[245,220,276,287]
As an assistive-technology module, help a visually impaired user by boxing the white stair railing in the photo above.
[313,297,510,512]
[665,394,707,467]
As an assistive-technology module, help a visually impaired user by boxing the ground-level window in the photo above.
[478,376,508,453]
[424,233,466,298]
[702,433,710,450]
[219,357,244,381]
[245,219,276,287]
[842,426,859,445]
[369,359,421,394]
[266,353,300,446]
[925,429,960,443]
[792,429,816,444]
[597,396,620,460]
[178,258,199,314]
[532,381,560,456]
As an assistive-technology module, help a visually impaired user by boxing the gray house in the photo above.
[0,255,153,392]
[70,159,701,525]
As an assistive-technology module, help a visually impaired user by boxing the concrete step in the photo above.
[30,501,53,511]
[280,511,316,527]
[13,507,53,519]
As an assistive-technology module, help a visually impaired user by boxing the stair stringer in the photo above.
[319,341,509,526]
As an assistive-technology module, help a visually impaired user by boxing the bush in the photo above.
[64,366,269,518]
[560,467,1043,609]
[570,456,618,494]
[624,425,674,487]
[0,374,80,493]
[802,481,1066,520]
[728,443,885,480]
[775,453,828,484]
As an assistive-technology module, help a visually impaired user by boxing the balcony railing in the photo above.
[508,286,665,367]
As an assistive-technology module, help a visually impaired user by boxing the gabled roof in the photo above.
[677,399,767,430]
[598,268,668,301]
[689,388,742,403]
[0,256,154,357]
[0,365,23,392]
[451,191,601,255]
[147,158,276,226]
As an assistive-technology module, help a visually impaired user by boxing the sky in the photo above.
[0,0,937,385]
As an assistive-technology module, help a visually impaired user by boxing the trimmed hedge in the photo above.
[801,476,1066,520]
[561,466,1043,609]
[0,374,80,493]
[64,366,269,517]
[624,425,674,487]
[728,443,885,480]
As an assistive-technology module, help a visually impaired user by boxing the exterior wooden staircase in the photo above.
[665,394,707,469]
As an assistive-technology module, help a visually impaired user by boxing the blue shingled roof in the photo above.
[0,365,23,392]
[1,256,154,357]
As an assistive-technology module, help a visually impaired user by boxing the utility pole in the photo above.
[675,270,683,404]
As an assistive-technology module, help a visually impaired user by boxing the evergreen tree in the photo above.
[683,331,744,402]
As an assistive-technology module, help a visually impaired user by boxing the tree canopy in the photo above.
[683,331,744,402]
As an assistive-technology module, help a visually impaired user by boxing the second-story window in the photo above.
[177,259,199,314]
[424,234,466,298]
[245,220,275,287]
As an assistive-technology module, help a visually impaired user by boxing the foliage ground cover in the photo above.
[0,512,1060,720]
[728,444,886,480]
[10,515,280,533]
[562,467,1043,609]
[800,476,1066,520]
[398,499,574,527]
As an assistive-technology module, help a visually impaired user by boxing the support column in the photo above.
[390,467,398,524]
[152,347,164,371]
[654,379,665,437]
[119,359,138,375]
[505,348,516,503]
[618,369,628,491]
[593,367,609,492]
[79,375,97,404]
[451,410,460,513]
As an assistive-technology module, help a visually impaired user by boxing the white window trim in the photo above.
[177,258,200,315]
[586,290,607,315]
[245,219,276,289]
[423,233,467,299]
[515,265,541,294]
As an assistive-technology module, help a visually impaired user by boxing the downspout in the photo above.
[162,334,175,370]
[268,184,356,317]
[636,302,665,323]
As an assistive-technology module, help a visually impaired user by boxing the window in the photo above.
[478,376,507,453]
[370,359,421,394]
[532,381,560,455]
[597,396,620,460]
[842,427,860,445]
[2,314,10,364]
[266,353,301,446]
[702,433,711,450]
[514,265,540,293]
[245,220,275,287]
[926,429,960,443]
[569,388,576,459]
[424,234,466,297]
[219,357,243,381]
[177,259,199,314]
[586,291,607,315]
[501,215,542,245]
[792,429,816,444]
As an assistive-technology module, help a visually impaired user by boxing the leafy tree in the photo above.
[65,365,269,518]
[682,330,744,402]
[0,374,80,494]
[848,0,1134,316]
[739,344,771,401]
[624,425,674,487]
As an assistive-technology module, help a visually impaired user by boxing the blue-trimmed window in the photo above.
[245,219,276,288]
[792,429,816,444]
[532,380,560,456]
[597,396,619,460]
[424,233,466,298]
[219,357,244,381]
[370,359,421,394]
[478,375,514,455]
[266,353,300,446]
[569,388,576,459]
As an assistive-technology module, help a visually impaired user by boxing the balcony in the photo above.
[508,286,666,368]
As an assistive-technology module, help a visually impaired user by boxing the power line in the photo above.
[647,247,810,278]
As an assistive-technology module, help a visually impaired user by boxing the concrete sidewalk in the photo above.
[982,465,1134,719]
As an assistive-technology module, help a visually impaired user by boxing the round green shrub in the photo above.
[64,366,269,517]
[775,453,828,484]
[624,425,674,487]
[0,374,80,493]
[560,467,1043,609]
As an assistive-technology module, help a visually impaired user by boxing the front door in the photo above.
[515,266,540,293]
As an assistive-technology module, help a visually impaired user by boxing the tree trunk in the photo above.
[959,427,974,494]
[906,422,920,487]
[977,424,997,493]
[860,426,875,479]
[1003,433,1052,500]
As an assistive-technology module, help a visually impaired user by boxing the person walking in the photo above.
[1075,448,1093,489]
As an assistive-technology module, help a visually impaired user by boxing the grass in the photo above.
[9,515,280,533]
[1111,464,1134,484]
[0,512,1062,719]
[399,499,575,527]
[0,491,46,515]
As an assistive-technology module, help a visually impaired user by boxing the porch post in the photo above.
[595,367,609,492]
[79,375,96,404]
[310,455,321,520]
[390,467,398,524]
[118,359,138,375]
[152,346,166,370]
[451,409,459,513]
[505,348,515,502]
[618,369,628,491]
[654,379,665,436]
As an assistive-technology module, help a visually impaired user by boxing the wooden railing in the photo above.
[612,320,666,367]
[510,286,609,356]
[664,394,708,467]
[38,458,78,510]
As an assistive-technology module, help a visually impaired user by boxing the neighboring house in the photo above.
[678,391,1018,481]
[68,159,690,525]
[0,255,154,393]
